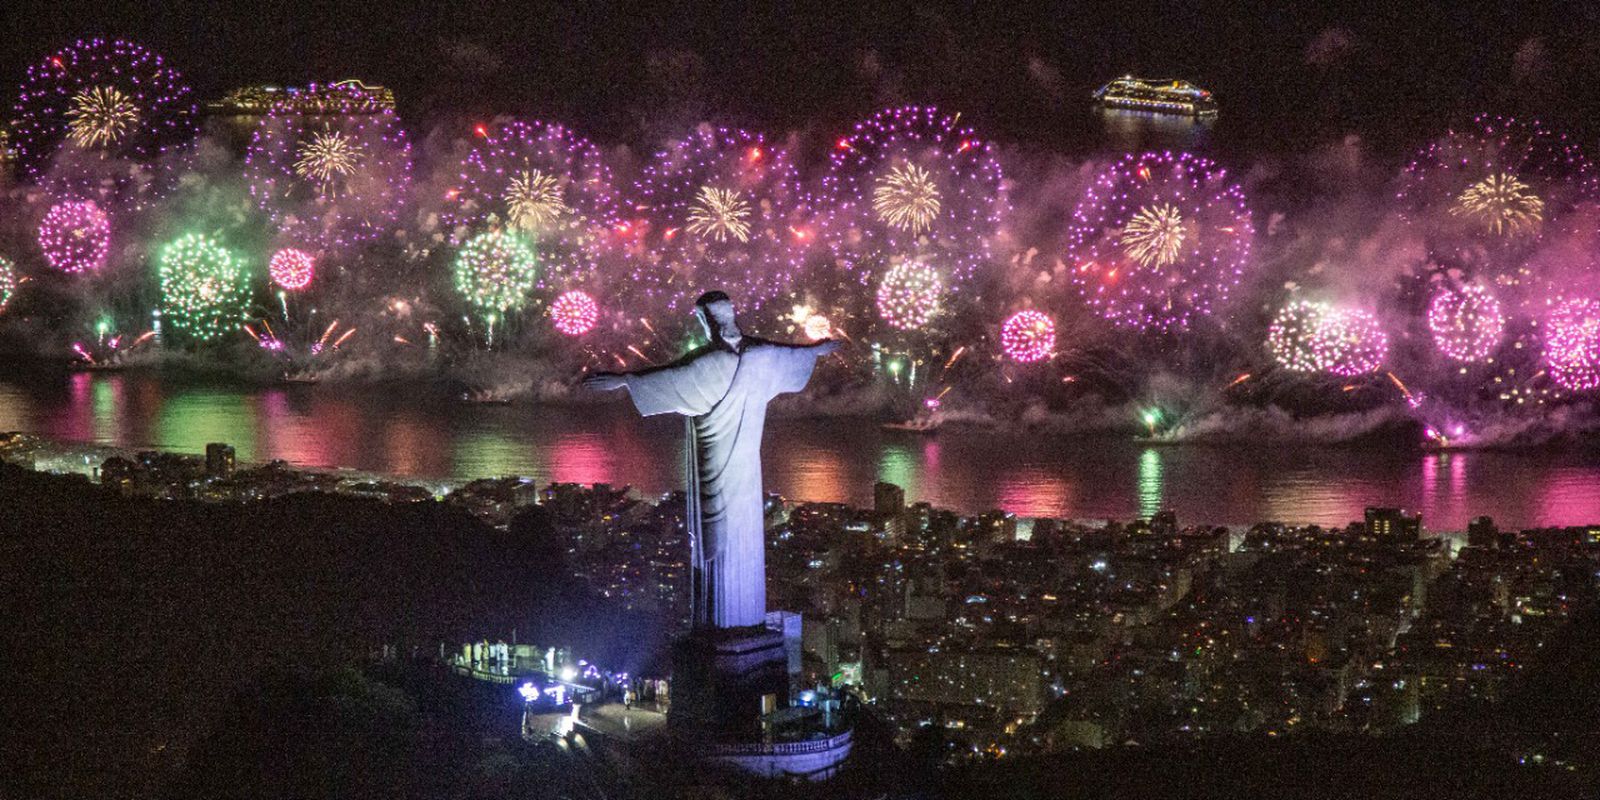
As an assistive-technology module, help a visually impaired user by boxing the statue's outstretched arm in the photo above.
[761,338,843,396]
[581,347,709,393]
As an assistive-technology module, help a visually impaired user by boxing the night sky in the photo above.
[5,0,1600,157]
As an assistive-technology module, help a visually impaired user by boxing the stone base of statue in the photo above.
[668,625,789,735]
[667,623,853,781]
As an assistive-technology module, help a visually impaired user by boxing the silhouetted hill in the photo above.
[0,465,661,799]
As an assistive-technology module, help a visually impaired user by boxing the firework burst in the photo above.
[1543,297,1600,391]
[1120,203,1187,268]
[38,199,111,274]
[824,106,1005,289]
[293,129,364,196]
[454,230,540,319]
[505,169,570,231]
[1267,301,1332,373]
[1427,283,1505,362]
[1449,173,1544,237]
[1268,300,1388,376]
[244,84,411,250]
[453,120,618,232]
[11,38,195,201]
[1399,115,1597,268]
[1322,306,1389,376]
[157,233,250,344]
[65,85,139,149]
[633,125,812,311]
[872,162,943,234]
[1068,152,1254,331]
[268,248,315,291]
[876,260,944,330]
[686,185,753,243]
[550,289,599,336]
[1001,310,1056,363]
[452,120,621,292]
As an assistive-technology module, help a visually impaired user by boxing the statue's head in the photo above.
[694,291,742,346]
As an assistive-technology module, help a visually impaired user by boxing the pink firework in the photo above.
[1322,306,1389,376]
[38,199,111,274]
[1543,297,1600,391]
[243,83,412,251]
[268,248,315,291]
[1067,151,1254,332]
[822,105,1005,289]
[550,290,599,335]
[631,125,812,311]
[1427,283,1504,362]
[1001,310,1055,363]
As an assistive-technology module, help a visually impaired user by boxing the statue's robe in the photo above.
[622,337,824,628]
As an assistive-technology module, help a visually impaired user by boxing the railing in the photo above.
[451,663,519,684]
[705,728,853,756]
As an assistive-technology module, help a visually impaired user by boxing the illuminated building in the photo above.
[1092,76,1219,117]
[207,79,395,116]
[1365,507,1422,541]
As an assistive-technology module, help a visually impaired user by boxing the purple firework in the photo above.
[244,83,412,251]
[1397,115,1598,270]
[631,124,813,311]
[11,38,196,201]
[822,105,1006,290]
[1067,151,1254,331]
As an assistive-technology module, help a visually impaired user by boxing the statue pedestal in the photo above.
[667,625,853,781]
[668,625,789,735]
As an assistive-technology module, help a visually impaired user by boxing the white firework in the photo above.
[872,162,943,234]
[505,168,569,230]
[1120,203,1187,268]
[66,86,140,149]
[294,129,364,196]
[686,185,753,243]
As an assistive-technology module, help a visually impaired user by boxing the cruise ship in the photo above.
[207,79,396,117]
[1093,76,1218,117]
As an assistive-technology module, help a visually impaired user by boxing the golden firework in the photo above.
[1120,203,1187,267]
[65,86,139,149]
[686,185,752,243]
[872,162,942,234]
[294,129,364,196]
[1451,172,1544,237]
[505,169,569,231]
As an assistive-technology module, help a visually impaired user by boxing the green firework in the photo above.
[157,233,250,343]
[453,230,539,319]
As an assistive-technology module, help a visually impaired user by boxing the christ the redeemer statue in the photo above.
[583,291,839,630]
